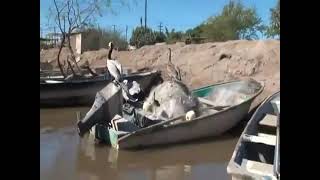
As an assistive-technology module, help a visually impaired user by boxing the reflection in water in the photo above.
[40,128,80,180]
[41,107,241,180]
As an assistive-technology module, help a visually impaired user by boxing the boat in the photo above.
[227,92,280,180]
[77,79,264,149]
[40,69,100,82]
[40,70,65,81]
[40,70,162,107]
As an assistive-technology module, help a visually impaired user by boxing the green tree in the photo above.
[165,27,185,43]
[154,31,166,43]
[266,0,280,38]
[130,26,156,48]
[187,1,265,41]
[186,24,205,38]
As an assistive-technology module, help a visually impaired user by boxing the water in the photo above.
[40,107,244,180]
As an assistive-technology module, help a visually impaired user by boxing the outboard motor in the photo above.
[122,80,145,103]
[77,82,123,136]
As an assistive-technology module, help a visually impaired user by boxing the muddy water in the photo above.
[40,107,243,180]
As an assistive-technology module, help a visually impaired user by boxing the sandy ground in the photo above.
[40,40,280,107]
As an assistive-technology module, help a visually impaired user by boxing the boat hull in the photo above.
[114,95,256,149]
[110,80,264,149]
[227,92,280,180]
[40,71,161,107]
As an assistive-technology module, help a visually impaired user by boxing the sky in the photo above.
[40,0,278,39]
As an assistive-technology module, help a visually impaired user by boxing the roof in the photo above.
[70,28,82,35]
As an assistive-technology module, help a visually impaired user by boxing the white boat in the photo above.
[227,92,280,180]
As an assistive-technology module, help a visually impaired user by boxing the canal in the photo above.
[40,107,245,180]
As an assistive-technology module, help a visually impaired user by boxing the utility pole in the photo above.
[125,25,128,42]
[112,25,116,33]
[145,0,147,30]
[158,22,163,33]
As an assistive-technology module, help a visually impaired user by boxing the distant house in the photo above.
[41,33,62,46]
[41,29,81,48]
[67,31,82,62]
[40,30,82,62]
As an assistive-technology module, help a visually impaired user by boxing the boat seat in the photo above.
[257,133,277,141]
[243,134,276,146]
[198,97,229,110]
[259,114,277,128]
[111,114,139,132]
[198,97,216,106]
[242,159,274,176]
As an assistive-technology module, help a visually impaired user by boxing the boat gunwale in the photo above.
[40,70,161,107]
[40,70,161,85]
[118,80,265,142]
[227,91,280,177]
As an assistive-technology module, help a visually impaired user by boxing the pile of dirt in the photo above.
[40,40,280,105]
[117,40,279,104]
[40,48,71,67]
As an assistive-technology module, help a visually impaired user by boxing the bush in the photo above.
[154,31,166,43]
[130,26,189,47]
[130,26,156,48]
[165,28,184,44]
[81,27,128,51]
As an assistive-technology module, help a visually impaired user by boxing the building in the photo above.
[40,33,63,47]
[40,30,82,61]
[68,32,82,62]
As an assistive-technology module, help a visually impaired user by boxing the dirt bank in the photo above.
[41,40,280,105]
